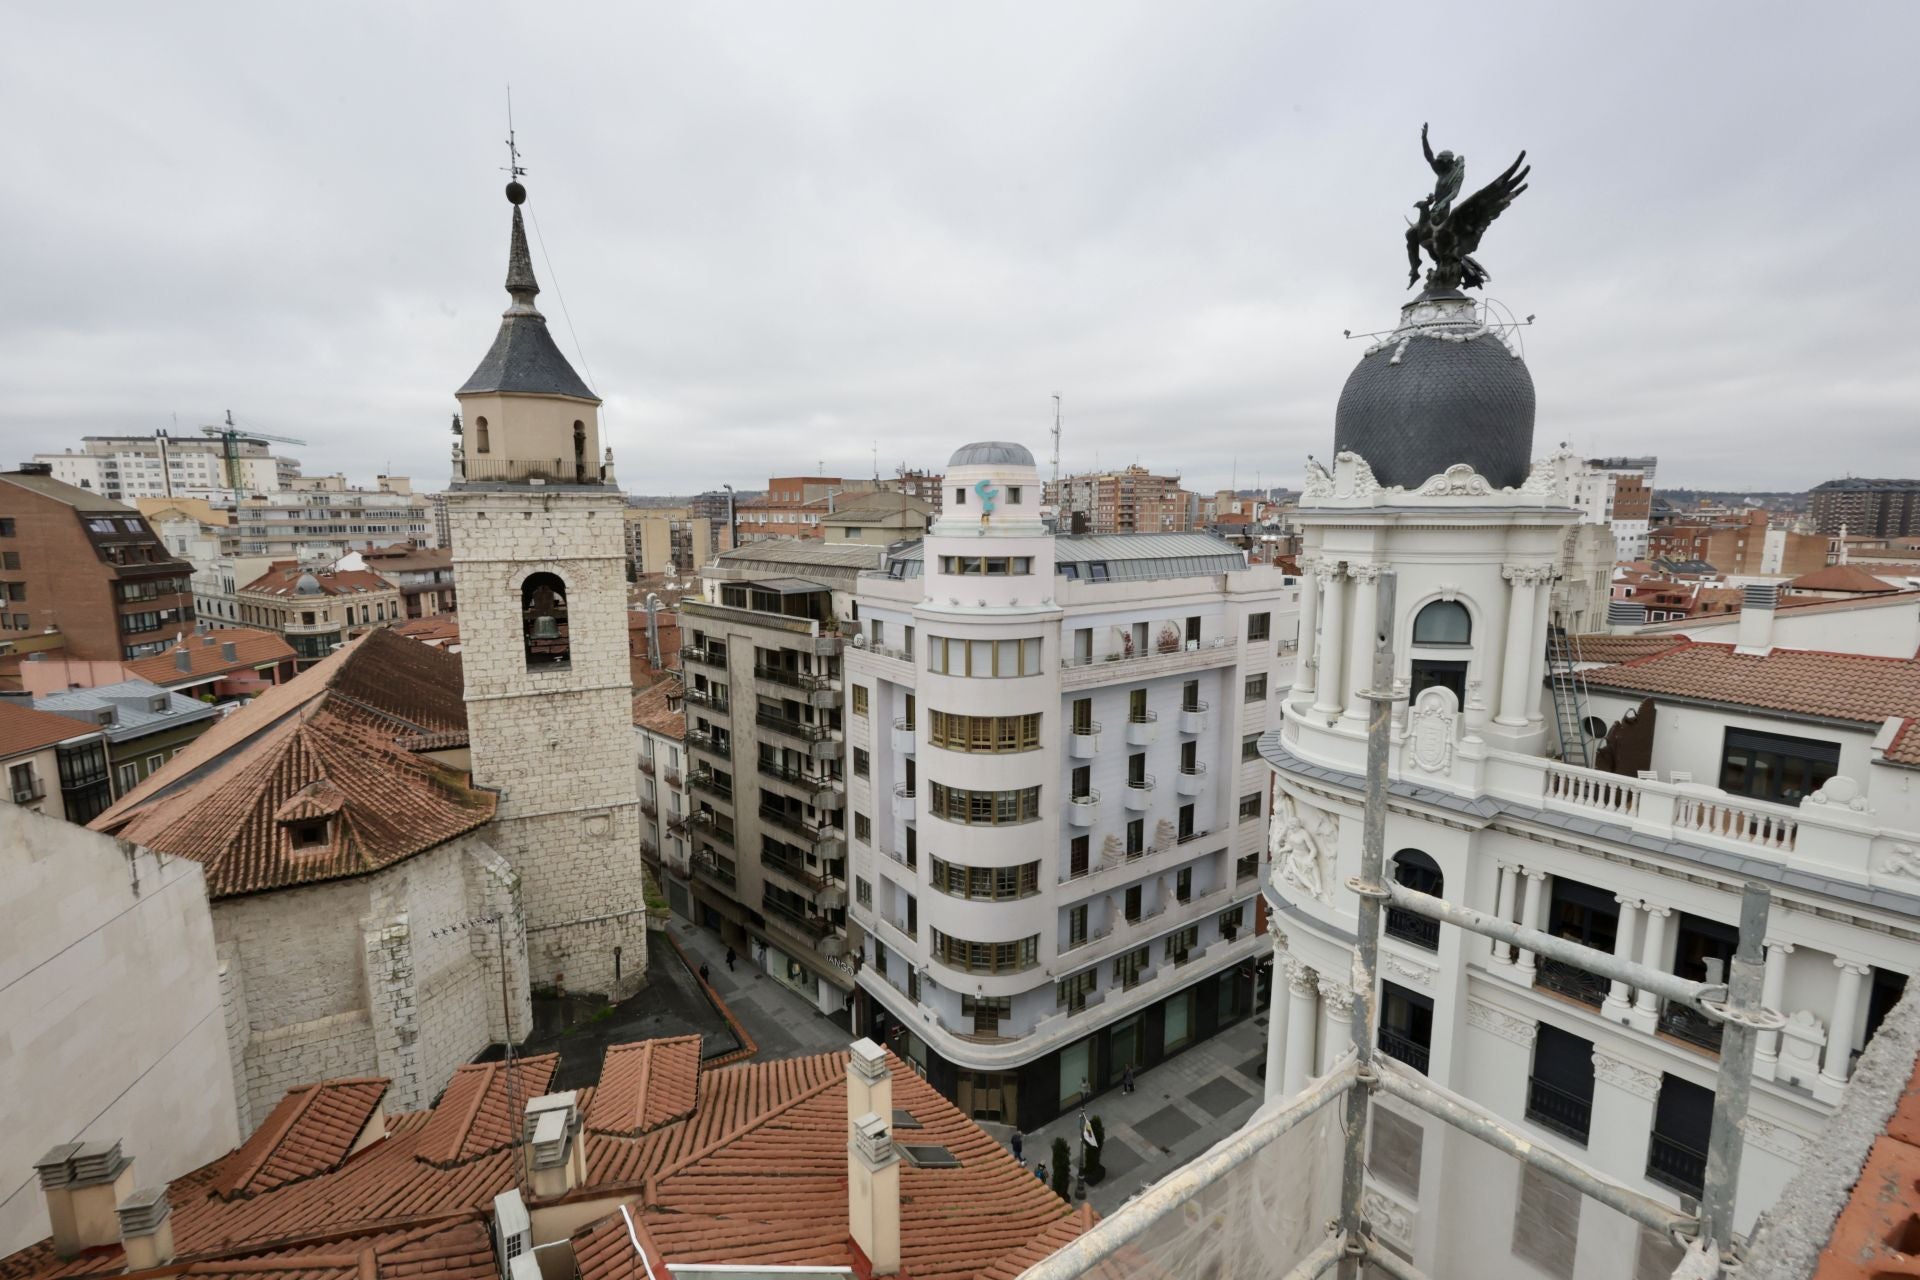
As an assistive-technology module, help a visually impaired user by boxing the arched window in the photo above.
[522,571,571,669]
[1412,600,1471,646]
[474,416,490,454]
[1386,849,1442,950]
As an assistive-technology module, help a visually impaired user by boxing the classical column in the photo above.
[1631,907,1672,1030]
[1489,863,1516,966]
[1496,565,1546,727]
[1822,960,1870,1090]
[1754,942,1793,1077]
[1526,571,1556,723]
[1603,897,1641,1021]
[1265,936,1289,1102]
[1290,560,1322,703]
[1282,961,1320,1095]
[1318,978,1355,1074]
[1313,566,1349,716]
[1514,871,1548,983]
[1343,565,1382,722]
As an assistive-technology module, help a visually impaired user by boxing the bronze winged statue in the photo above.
[1405,124,1530,293]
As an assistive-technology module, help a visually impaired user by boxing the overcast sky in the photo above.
[3,4,1916,496]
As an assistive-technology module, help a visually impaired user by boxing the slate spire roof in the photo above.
[456,189,598,403]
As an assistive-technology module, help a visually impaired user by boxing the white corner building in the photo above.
[1260,288,1918,1280]
[845,439,1298,1128]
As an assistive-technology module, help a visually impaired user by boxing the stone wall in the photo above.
[448,488,650,996]
[0,807,239,1255]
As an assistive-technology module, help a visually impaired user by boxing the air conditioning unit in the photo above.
[492,1189,530,1280]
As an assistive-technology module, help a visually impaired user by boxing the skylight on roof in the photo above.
[891,1109,922,1130]
[900,1144,959,1168]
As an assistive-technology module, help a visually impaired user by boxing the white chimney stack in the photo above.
[847,1113,901,1277]
[116,1188,174,1270]
[1736,583,1779,655]
[846,1038,892,1134]
[35,1141,134,1258]
[522,1092,586,1199]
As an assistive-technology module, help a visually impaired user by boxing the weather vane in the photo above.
[503,86,527,182]
[1403,122,1529,294]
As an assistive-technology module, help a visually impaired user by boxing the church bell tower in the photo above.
[445,174,647,997]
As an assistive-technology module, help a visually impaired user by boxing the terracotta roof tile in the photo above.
[0,701,99,758]
[585,1037,701,1136]
[214,1079,389,1200]
[1582,642,1920,760]
[414,1057,558,1169]
[1563,633,1692,665]
[1785,565,1902,594]
[630,683,685,737]
[91,631,491,898]
[123,629,296,686]
[240,566,398,598]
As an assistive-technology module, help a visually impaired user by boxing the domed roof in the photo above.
[294,572,322,596]
[948,440,1035,468]
[1332,299,1536,490]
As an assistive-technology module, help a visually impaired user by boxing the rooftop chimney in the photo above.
[1736,583,1779,656]
[1606,600,1648,632]
[221,641,238,662]
[522,1092,585,1199]
[846,1041,900,1276]
[35,1141,134,1258]
[116,1188,174,1270]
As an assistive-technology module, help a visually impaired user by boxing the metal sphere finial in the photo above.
[505,180,526,205]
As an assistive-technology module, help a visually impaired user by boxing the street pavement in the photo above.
[669,918,856,1059]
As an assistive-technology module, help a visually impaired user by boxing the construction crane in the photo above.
[201,411,307,504]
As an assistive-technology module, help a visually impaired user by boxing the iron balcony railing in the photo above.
[1384,906,1439,950]
[684,687,729,712]
[761,894,833,939]
[689,770,733,803]
[755,709,834,742]
[680,645,728,669]
[1658,1000,1726,1054]
[754,664,831,691]
[757,803,837,845]
[1376,1028,1430,1076]
[760,848,829,892]
[1525,1076,1594,1144]
[1536,957,1610,1008]
[1646,1131,1708,1199]
[686,728,731,759]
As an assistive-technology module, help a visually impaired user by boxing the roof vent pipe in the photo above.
[1736,584,1779,656]
[116,1188,174,1269]
[644,593,662,670]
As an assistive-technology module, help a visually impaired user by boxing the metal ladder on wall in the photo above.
[1546,624,1592,766]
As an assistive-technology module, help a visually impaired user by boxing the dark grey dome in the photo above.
[294,572,322,596]
[1333,327,1535,490]
[948,440,1035,468]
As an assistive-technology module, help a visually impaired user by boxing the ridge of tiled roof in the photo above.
[630,682,685,737]
[213,1079,389,1201]
[585,1037,701,1137]
[1582,642,1920,756]
[0,701,101,758]
[413,1056,558,1169]
[1563,633,1692,665]
[92,633,490,898]
[1786,565,1902,593]
[123,629,296,686]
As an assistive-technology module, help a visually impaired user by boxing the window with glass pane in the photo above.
[1068,904,1088,946]
[1248,612,1271,642]
[1069,835,1089,878]
[1124,885,1142,922]
[1126,819,1144,857]
[1412,600,1472,646]
[1175,868,1192,902]
[1059,968,1096,1012]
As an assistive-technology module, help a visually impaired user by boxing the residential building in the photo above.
[353,544,457,618]
[443,176,649,997]
[633,680,694,915]
[0,1036,1089,1280]
[623,504,714,577]
[1810,477,1920,537]
[1780,564,1905,601]
[1570,456,1658,561]
[1261,281,1917,1280]
[843,440,1296,1129]
[1648,507,1823,578]
[232,481,433,559]
[1051,464,1195,534]
[32,679,218,796]
[234,563,403,667]
[883,466,946,515]
[0,700,112,823]
[428,489,451,552]
[688,490,741,556]
[119,628,296,700]
[0,804,237,1254]
[89,628,529,1132]
[819,490,934,543]
[734,475,880,542]
[679,538,882,1012]
[32,433,293,504]
[0,467,197,661]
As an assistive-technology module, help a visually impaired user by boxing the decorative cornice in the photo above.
[1382,949,1439,989]
[1348,562,1385,584]
[1590,1052,1661,1099]
[1465,999,1536,1047]
[1362,1186,1414,1245]
[1501,562,1556,586]
[1745,1115,1815,1162]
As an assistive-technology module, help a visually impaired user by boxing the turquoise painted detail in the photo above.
[974,479,999,513]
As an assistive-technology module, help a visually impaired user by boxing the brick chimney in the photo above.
[523,1092,585,1199]
[846,1041,900,1276]
[115,1188,173,1270]
[1736,583,1778,656]
[35,1141,134,1258]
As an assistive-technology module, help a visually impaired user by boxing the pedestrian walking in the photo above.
[1122,1063,1135,1094]
[699,961,711,985]
[725,945,736,971]
[1011,1130,1024,1162]
[1036,1162,1047,1183]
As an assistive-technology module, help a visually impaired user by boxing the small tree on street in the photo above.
[1050,1137,1072,1201]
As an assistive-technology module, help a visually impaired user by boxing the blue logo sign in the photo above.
[974,479,999,514]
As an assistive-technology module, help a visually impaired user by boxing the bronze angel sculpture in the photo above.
[1405,123,1530,292]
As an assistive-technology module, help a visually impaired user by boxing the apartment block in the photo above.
[234,563,403,666]
[1052,464,1196,534]
[232,479,433,559]
[32,434,294,504]
[843,440,1296,1129]
[0,467,196,661]
[1810,477,1920,538]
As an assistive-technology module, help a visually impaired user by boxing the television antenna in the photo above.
[1050,394,1063,518]
[503,86,527,182]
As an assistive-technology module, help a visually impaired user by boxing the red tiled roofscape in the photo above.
[214,1079,389,1201]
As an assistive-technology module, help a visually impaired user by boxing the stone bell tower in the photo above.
[445,175,647,997]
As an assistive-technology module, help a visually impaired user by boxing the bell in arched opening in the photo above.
[521,571,571,668]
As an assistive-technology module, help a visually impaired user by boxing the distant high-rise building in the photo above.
[1810,477,1920,537]
[1568,456,1657,560]
[1050,464,1194,534]
[32,434,301,504]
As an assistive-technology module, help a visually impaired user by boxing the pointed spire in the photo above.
[504,184,541,316]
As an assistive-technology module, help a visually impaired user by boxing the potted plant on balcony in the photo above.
[1157,622,1181,654]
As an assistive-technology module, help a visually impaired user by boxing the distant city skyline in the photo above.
[3,5,1915,494]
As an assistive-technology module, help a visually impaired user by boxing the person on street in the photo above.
[699,962,711,985]
[1122,1063,1135,1094]
[725,945,737,971]
[1011,1130,1024,1162]
[1036,1162,1047,1183]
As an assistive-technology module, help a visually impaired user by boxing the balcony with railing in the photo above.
[693,855,736,890]
[680,599,843,655]
[689,769,734,805]
[1525,1076,1593,1144]
[1377,1028,1430,1075]
[755,663,840,709]
[684,687,730,713]
[1068,790,1101,827]
[1069,721,1101,759]
[1384,906,1440,950]
[755,708,835,744]
[760,846,833,894]
[758,803,846,855]
[1646,1132,1707,1199]
[1178,700,1209,735]
[1657,1001,1725,1055]
[1124,774,1156,811]
[690,811,735,846]
[1126,709,1159,747]
[892,783,916,824]
[1535,957,1610,1009]
[686,728,731,759]
[761,892,834,940]
[1059,634,1240,688]
[681,644,729,670]
[639,758,656,777]
[892,717,916,756]
[1175,761,1208,796]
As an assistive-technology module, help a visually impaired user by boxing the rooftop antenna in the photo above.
[1050,394,1065,523]
[503,86,527,184]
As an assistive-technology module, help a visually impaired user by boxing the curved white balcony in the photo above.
[1068,790,1101,827]
[1069,723,1101,759]
[1126,710,1159,747]
[892,783,916,824]
[1178,701,1209,735]
[1125,775,1156,811]
[1176,762,1208,796]
[892,717,917,756]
